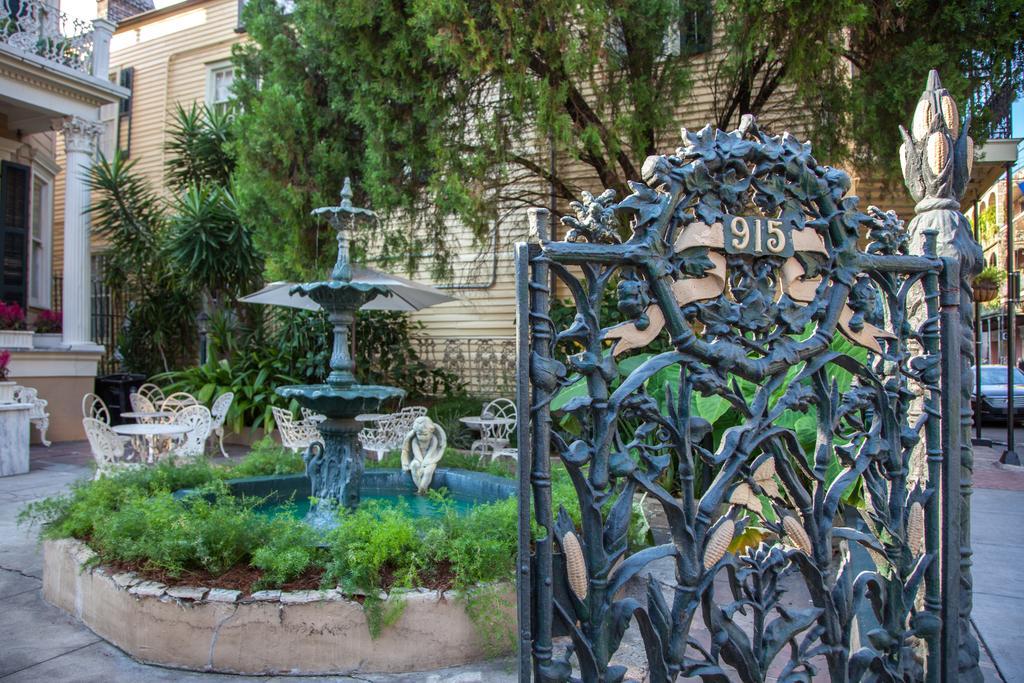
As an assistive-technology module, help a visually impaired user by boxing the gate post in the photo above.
[900,70,983,682]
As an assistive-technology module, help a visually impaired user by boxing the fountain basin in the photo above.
[175,468,517,525]
[275,383,405,415]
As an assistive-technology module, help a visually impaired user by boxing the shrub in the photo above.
[90,489,258,575]
[427,395,485,450]
[228,437,305,477]
[18,440,619,618]
[322,501,423,594]
[250,514,322,588]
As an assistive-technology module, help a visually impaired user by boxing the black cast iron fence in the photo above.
[51,275,126,375]
[515,73,981,682]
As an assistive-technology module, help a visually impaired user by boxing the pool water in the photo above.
[256,490,482,521]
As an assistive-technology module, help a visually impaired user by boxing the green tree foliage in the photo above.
[973,205,999,245]
[232,0,695,277]
[163,104,263,306]
[165,103,235,191]
[843,1,1023,170]
[232,0,1021,277]
[164,186,262,303]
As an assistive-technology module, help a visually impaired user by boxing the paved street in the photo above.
[1,435,1021,681]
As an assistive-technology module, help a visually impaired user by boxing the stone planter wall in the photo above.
[42,538,515,675]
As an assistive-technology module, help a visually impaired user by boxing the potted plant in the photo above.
[0,302,32,350]
[974,267,1005,303]
[0,350,14,403]
[32,310,63,348]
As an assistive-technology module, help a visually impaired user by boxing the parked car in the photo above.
[972,365,1024,422]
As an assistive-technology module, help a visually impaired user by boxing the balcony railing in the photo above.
[2,0,94,75]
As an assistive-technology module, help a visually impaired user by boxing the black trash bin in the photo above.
[95,373,147,424]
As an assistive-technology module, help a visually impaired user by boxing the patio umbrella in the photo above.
[238,266,458,312]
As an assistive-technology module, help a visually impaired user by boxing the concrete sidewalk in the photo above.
[966,426,1024,683]
[1,437,1021,681]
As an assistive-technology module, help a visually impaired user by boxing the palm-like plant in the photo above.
[164,103,235,191]
[87,152,197,373]
[86,151,167,289]
[165,185,263,304]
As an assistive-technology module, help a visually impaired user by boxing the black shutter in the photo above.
[117,67,134,156]
[0,161,30,309]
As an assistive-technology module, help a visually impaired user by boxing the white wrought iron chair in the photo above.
[14,386,50,447]
[358,425,394,461]
[172,404,212,459]
[272,406,323,453]
[161,391,199,413]
[82,391,132,447]
[82,392,111,424]
[301,407,327,423]
[82,417,140,479]
[389,406,428,440]
[470,398,516,460]
[136,382,166,407]
[129,392,159,422]
[209,392,234,457]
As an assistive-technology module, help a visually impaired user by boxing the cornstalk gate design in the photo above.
[515,73,981,682]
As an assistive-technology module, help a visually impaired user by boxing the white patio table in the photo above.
[120,411,174,422]
[112,423,189,464]
[458,416,516,430]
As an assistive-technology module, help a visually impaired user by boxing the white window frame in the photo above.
[205,60,236,113]
[28,165,54,309]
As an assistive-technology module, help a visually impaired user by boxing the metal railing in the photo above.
[1,0,95,74]
[51,275,125,374]
[409,335,515,399]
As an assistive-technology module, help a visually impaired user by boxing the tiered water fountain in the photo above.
[275,179,406,524]
[42,179,518,674]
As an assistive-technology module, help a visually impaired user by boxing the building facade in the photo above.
[1,0,127,440]
[974,167,1024,366]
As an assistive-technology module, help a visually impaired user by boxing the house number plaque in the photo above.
[722,215,793,257]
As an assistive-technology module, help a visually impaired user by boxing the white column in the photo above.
[61,117,104,350]
[90,18,115,80]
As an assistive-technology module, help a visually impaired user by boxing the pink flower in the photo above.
[0,302,26,331]
[0,350,10,381]
[33,309,62,334]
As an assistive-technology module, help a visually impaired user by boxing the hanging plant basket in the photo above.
[973,281,1000,303]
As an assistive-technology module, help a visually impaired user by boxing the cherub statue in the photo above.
[400,415,446,494]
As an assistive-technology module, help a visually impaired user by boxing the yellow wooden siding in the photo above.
[109,0,242,197]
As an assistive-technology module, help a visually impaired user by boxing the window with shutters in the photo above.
[663,0,713,57]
